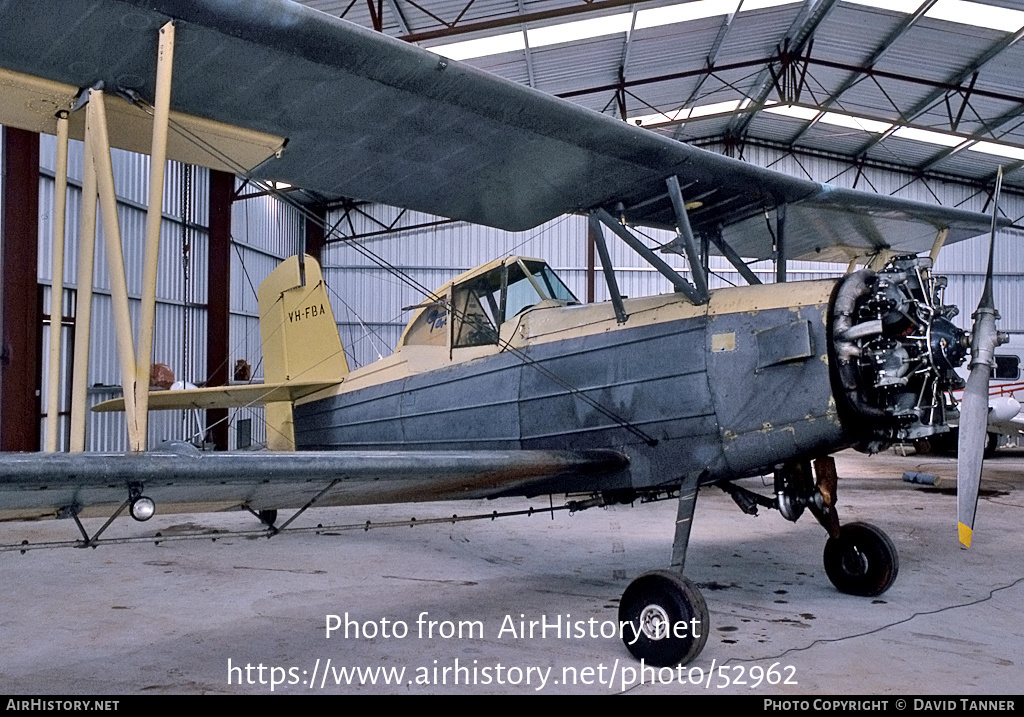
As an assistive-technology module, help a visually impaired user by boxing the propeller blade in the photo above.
[956,354,990,547]
[956,166,1003,548]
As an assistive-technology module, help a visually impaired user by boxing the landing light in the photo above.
[130,496,156,521]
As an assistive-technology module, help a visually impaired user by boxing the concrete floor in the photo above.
[1,448,1022,695]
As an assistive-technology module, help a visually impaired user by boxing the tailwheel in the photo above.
[823,522,899,597]
[618,570,709,666]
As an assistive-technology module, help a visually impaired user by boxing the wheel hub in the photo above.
[639,604,670,640]
[841,545,869,576]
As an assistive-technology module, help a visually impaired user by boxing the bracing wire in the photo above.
[132,95,659,449]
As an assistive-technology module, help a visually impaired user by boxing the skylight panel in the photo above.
[819,112,892,134]
[630,108,690,126]
[527,14,633,48]
[628,99,743,126]
[635,1,738,30]
[764,104,821,120]
[892,126,966,147]
[925,0,1024,32]
[688,99,743,118]
[968,140,1024,162]
[430,32,525,60]
[741,0,802,10]
[840,0,924,14]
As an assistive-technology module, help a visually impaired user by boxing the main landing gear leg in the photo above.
[618,478,709,666]
[806,457,899,597]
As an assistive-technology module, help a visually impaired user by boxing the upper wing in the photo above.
[0,442,627,522]
[0,0,998,257]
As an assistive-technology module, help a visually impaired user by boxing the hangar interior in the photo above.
[1,0,1022,454]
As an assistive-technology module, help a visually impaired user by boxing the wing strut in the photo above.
[134,21,176,451]
[586,212,628,323]
[594,208,703,304]
[44,112,69,452]
[707,229,763,285]
[62,23,177,453]
[775,205,788,283]
[69,96,100,453]
[89,87,142,448]
[665,176,709,303]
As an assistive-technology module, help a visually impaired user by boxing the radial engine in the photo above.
[831,255,967,451]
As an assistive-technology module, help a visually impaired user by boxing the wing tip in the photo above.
[958,521,973,548]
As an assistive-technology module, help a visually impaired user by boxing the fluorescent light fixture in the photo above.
[764,104,821,120]
[819,112,892,134]
[968,140,1024,162]
[527,14,633,48]
[925,0,1024,32]
[840,0,924,13]
[430,31,525,60]
[892,126,965,147]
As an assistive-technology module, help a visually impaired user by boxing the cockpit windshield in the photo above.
[401,258,578,349]
[451,259,577,348]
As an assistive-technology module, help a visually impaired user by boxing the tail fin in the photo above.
[257,255,348,449]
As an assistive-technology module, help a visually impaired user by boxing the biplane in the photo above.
[0,0,1011,666]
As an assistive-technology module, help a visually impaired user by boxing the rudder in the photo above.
[257,255,349,449]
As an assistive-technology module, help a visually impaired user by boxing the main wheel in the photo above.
[618,570,709,666]
[257,509,278,527]
[823,522,899,597]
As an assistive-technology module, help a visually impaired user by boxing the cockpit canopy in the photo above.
[400,257,577,349]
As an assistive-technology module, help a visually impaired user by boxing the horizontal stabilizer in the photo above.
[91,381,341,413]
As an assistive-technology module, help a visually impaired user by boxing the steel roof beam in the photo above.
[854,25,1024,160]
[518,0,536,88]
[671,0,744,141]
[690,134,1024,195]
[786,0,939,147]
[724,0,842,139]
[398,0,658,43]
[919,98,1024,173]
[387,0,411,34]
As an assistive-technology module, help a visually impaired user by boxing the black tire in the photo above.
[913,437,934,455]
[258,509,278,527]
[618,570,709,666]
[823,522,899,597]
[985,432,999,458]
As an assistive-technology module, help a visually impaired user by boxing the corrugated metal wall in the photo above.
[31,136,305,452]
[227,188,305,450]
[37,137,212,451]
[6,130,1020,450]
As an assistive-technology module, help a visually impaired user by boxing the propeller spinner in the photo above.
[956,167,1009,548]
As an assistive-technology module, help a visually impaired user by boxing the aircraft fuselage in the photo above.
[293,279,844,496]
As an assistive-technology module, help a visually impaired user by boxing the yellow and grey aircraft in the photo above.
[0,0,1011,666]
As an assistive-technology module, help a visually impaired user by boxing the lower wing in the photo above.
[0,442,628,521]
